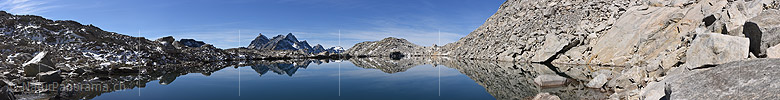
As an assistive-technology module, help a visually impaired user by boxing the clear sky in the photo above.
[1,0,504,49]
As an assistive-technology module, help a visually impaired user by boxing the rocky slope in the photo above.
[0,11,355,99]
[0,11,232,68]
[436,0,780,99]
[441,0,780,66]
[663,58,780,99]
[345,37,437,57]
[344,0,780,99]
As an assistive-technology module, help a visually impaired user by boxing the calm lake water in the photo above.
[74,57,609,100]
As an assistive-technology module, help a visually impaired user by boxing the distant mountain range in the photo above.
[247,33,344,54]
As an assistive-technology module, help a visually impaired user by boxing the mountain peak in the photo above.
[248,33,270,49]
[285,33,298,42]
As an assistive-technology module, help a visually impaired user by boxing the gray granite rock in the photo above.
[532,92,561,100]
[586,73,608,88]
[683,33,749,69]
[665,58,780,99]
[768,44,780,58]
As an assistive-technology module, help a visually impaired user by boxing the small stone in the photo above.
[767,44,780,58]
[532,92,561,100]
[534,74,567,87]
[586,73,609,88]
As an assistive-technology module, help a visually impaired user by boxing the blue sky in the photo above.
[1,0,503,49]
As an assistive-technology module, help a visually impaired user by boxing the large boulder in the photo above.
[746,9,780,57]
[665,58,780,99]
[37,70,62,83]
[590,6,687,66]
[530,34,573,62]
[22,52,56,77]
[179,39,206,48]
[683,33,749,69]
[585,73,609,88]
[639,82,667,100]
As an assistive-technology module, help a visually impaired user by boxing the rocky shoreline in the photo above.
[3,0,780,99]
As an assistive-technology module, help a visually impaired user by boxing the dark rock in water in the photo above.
[179,39,205,47]
[37,70,62,83]
[665,58,780,99]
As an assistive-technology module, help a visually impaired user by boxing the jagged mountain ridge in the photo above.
[246,33,343,54]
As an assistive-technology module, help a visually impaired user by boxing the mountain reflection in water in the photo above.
[23,57,613,100]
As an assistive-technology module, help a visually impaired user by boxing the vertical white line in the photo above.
[438,29,441,96]
[338,29,341,96]
[238,30,241,96]
[138,30,141,96]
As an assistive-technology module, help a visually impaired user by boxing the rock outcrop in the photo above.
[441,0,779,67]
[179,39,206,47]
[664,58,780,99]
[430,0,780,99]
[442,0,636,62]
[345,37,435,57]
